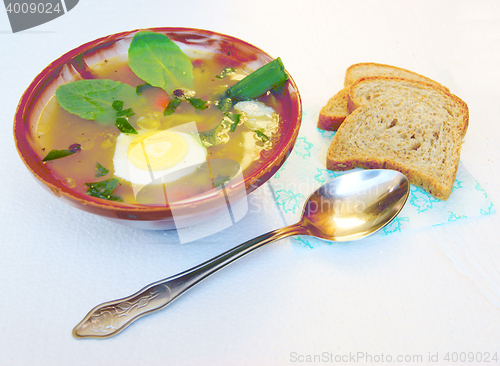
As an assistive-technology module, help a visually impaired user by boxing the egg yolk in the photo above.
[127,131,189,171]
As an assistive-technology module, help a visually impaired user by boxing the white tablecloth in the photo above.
[1,1,499,365]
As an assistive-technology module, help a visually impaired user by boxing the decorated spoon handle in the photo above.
[72,223,307,338]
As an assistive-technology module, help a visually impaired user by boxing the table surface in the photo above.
[1,1,499,365]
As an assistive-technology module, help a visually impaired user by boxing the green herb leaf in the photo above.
[164,98,181,116]
[199,115,235,148]
[95,162,109,177]
[116,108,135,117]
[217,97,233,114]
[115,117,138,134]
[85,177,123,201]
[216,67,235,79]
[255,130,269,142]
[187,97,208,110]
[43,149,75,162]
[128,31,194,92]
[227,57,288,100]
[227,113,241,132]
[55,80,138,124]
[112,100,124,111]
[42,143,81,162]
[136,82,152,95]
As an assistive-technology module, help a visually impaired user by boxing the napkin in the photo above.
[268,107,496,248]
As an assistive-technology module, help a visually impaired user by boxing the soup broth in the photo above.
[35,51,282,205]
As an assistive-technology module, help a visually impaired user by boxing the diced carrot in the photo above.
[154,91,170,110]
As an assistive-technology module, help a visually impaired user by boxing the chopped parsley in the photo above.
[113,100,137,134]
[42,143,81,162]
[255,130,269,142]
[215,67,235,79]
[85,177,123,202]
[187,97,208,110]
[115,117,137,134]
[95,162,109,177]
[164,98,181,116]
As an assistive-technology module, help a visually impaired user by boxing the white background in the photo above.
[1,1,499,365]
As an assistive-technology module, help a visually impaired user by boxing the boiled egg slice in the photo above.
[113,130,207,185]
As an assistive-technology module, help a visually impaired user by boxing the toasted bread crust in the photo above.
[317,88,349,131]
[344,62,448,90]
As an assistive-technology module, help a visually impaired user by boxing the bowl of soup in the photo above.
[14,28,302,230]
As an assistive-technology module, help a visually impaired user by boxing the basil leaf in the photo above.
[128,31,194,92]
[95,162,109,177]
[115,117,138,134]
[216,67,235,79]
[164,98,181,116]
[85,177,123,201]
[56,80,138,124]
[42,143,81,162]
[187,97,208,110]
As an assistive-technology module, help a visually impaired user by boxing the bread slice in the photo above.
[344,62,448,90]
[318,62,447,131]
[326,77,469,200]
[317,88,349,131]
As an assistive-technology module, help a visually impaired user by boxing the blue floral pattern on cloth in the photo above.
[293,137,314,159]
[269,105,496,248]
[275,190,305,214]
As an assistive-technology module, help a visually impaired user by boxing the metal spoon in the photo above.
[73,169,409,338]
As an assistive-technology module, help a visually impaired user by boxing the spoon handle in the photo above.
[72,223,307,338]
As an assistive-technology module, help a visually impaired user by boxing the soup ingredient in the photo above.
[112,99,138,134]
[95,162,109,177]
[164,88,208,116]
[198,113,240,148]
[112,100,135,118]
[227,57,287,101]
[234,101,275,130]
[43,143,81,162]
[234,100,277,142]
[255,130,269,142]
[128,31,194,92]
[55,79,139,123]
[112,130,207,185]
[216,67,235,79]
[326,77,468,200]
[115,117,137,134]
[85,177,122,201]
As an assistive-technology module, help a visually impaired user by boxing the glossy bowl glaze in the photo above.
[14,28,302,230]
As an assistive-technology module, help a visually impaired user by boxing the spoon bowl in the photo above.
[302,169,409,241]
[73,169,409,338]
